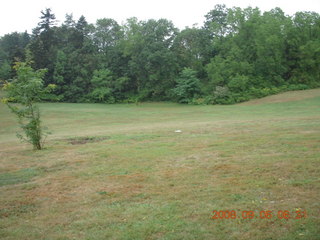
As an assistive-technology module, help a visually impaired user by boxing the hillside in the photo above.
[240,88,320,105]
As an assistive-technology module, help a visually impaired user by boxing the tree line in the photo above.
[1,5,319,104]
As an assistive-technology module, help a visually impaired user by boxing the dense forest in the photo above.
[0,5,319,104]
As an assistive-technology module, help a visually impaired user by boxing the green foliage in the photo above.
[88,69,114,103]
[204,4,229,38]
[291,40,320,86]
[1,7,320,105]
[0,31,30,80]
[206,55,253,92]
[93,18,122,52]
[121,18,178,99]
[172,68,201,103]
[228,75,250,92]
[211,86,235,104]
[0,60,11,80]
[2,62,54,150]
[172,27,211,77]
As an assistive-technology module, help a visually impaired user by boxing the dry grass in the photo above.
[240,88,320,105]
[0,89,320,239]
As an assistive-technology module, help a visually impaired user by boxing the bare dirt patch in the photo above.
[67,136,110,145]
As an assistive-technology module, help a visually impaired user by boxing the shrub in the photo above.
[172,68,201,103]
[1,62,54,150]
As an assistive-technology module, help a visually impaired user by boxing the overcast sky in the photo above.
[1,0,319,36]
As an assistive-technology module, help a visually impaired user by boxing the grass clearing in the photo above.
[1,89,320,239]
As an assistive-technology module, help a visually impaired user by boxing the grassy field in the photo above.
[0,89,320,240]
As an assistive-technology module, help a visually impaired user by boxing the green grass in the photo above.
[0,168,41,187]
[0,89,320,239]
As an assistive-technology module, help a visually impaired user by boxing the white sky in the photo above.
[0,0,319,36]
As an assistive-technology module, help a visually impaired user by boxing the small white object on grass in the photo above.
[174,130,182,133]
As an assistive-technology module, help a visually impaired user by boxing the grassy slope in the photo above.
[0,89,319,240]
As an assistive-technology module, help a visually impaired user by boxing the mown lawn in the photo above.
[0,89,320,240]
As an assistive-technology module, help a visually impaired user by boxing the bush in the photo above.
[228,75,249,92]
[172,68,201,103]
[286,84,310,91]
[211,86,235,104]
[88,69,115,103]
[1,62,54,150]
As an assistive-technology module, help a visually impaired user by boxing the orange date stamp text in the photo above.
[211,210,307,220]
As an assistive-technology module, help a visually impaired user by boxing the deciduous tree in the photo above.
[1,62,55,150]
